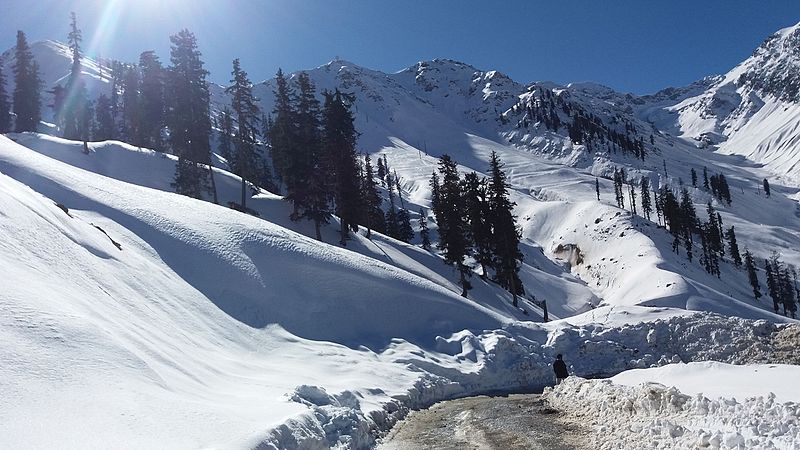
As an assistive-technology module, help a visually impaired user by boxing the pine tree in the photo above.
[377,156,386,183]
[93,93,114,140]
[397,208,414,243]
[703,166,709,190]
[726,226,742,268]
[58,12,89,141]
[430,171,441,217]
[321,89,360,245]
[419,207,431,250]
[269,69,297,207]
[640,177,652,220]
[743,249,761,300]
[705,202,723,258]
[385,173,400,239]
[435,154,472,297]
[763,178,771,197]
[487,151,524,306]
[0,61,10,133]
[463,171,493,278]
[691,168,697,187]
[216,107,234,162]
[12,30,42,132]
[167,29,215,201]
[360,154,384,238]
[294,72,331,239]
[628,183,637,215]
[595,177,600,201]
[138,50,165,150]
[120,64,140,142]
[226,58,262,211]
[765,257,779,313]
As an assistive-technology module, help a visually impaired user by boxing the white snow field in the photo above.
[3,20,800,450]
[2,133,797,449]
[545,362,800,449]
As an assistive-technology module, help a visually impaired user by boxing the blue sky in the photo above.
[1,0,799,93]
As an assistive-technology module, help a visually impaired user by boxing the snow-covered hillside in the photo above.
[638,22,800,187]
[3,19,800,449]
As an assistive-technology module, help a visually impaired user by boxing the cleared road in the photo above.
[377,394,589,450]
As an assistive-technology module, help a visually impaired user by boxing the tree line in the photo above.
[430,151,524,305]
[598,164,796,318]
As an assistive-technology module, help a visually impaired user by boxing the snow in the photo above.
[545,363,800,449]
[612,362,800,404]
[2,21,800,448]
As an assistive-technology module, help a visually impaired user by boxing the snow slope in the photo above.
[545,363,800,449]
[9,33,800,321]
[641,22,800,187]
[3,132,798,448]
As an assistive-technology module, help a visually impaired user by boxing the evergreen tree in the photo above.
[384,173,400,239]
[58,12,89,141]
[12,31,42,132]
[216,107,234,162]
[628,183,637,215]
[225,58,262,211]
[613,168,625,208]
[397,208,414,243]
[703,166,709,190]
[765,257,779,313]
[430,171,441,217]
[487,151,524,306]
[138,50,165,150]
[167,29,215,201]
[120,64,140,142]
[269,69,297,208]
[743,249,761,300]
[691,168,697,187]
[726,226,742,268]
[377,156,386,183]
[763,178,771,197]
[321,89,361,245]
[93,93,114,140]
[419,207,431,250]
[0,61,10,133]
[435,154,472,297]
[463,171,493,278]
[640,177,652,220]
[705,202,723,258]
[294,72,331,239]
[595,177,600,201]
[360,154,384,238]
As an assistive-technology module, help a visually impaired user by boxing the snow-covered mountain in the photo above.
[2,21,800,449]
[638,22,800,186]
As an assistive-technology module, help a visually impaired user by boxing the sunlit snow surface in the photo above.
[3,24,800,448]
[546,362,800,449]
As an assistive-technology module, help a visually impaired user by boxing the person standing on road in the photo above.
[553,354,569,384]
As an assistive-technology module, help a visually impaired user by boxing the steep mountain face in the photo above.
[639,22,800,185]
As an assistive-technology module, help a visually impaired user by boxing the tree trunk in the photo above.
[314,220,322,241]
[241,177,246,210]
[340,220,347,246]
[459,268,468,298]
[208,164,219,204]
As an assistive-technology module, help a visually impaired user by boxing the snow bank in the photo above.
[545,374,800,449]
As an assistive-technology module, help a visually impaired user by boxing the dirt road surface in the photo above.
[377,394,589,450]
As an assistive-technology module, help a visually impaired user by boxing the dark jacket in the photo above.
[553,359,568,378]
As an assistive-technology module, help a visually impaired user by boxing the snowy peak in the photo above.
[734,22,800,101]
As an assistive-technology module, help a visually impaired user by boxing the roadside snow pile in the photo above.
[544,364,800,449]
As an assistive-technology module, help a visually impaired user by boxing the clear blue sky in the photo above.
[1,0,799,94]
